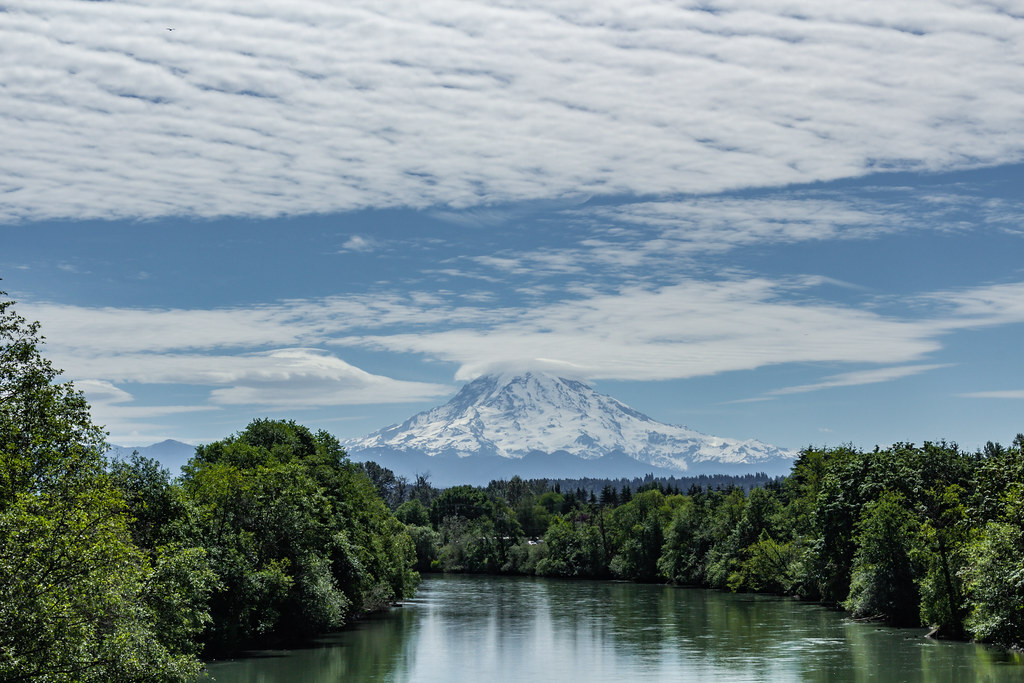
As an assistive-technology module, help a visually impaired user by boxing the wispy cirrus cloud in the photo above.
[431,189,1024,285]
[923,282,1024,328]
[960,390,1024,399]
[3,1,1024,222]
[19,295,500,354]
[766,364,953,396]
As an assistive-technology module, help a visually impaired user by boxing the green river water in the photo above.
[205,574,1022,682]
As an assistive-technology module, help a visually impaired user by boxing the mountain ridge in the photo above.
[106,439,196,476]
[346,372,795,484]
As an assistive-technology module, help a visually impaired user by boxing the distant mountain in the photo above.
[345,372,796,485]
[106,439,196,476]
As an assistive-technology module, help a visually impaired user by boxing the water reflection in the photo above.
[206,575,1023,682]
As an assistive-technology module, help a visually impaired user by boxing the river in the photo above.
[205,574,1022,682]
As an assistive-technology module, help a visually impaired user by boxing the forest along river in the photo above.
[205,574,1023,682]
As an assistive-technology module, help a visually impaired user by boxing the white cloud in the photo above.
[75,379,216,417]
[73,379,220,443]
[438,190,1020,284]
[75,379,134,405]
[354,279,947,380]
[925,282,1024,329]
[767,364,952,396]
[205,348,452,407]
[960,390,1024,399]
[57,347,452,438]
[580,196,898,250]
[338,235,378,252]
[724,396,777,405]
[55,349,452,406]
[20,295,497,354]
[23,277,1024,423]
[3,0,1024,222]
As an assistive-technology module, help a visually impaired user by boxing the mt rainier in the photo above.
[345,372,796,484]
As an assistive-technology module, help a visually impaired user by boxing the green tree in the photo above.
[109,452,194,550]
[183,419,417,653]
[843,492,921,626]
[433,492,523,573]
[703,487,748,588]
[728,531,800,594]
[361,461,407,509]
[407,473,438,506]
[536,516,606,578]
[405,525,441,572]
[396,499,430,526]
[430,485,492,527]
[658,495,708,585]
[802,446,870,603]
[721,487,795,594]
[900,443,973,639]
[608,490,671,581]
[963,510,1024,645]
[963,441,1024,647]
[516,496,556,538]
[0,292,206,681]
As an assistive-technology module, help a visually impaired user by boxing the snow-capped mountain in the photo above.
[346,372,795,482]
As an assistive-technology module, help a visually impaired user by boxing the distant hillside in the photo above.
[106,439,196,476]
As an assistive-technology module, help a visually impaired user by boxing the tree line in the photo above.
[376,437,1024,648]
[543,472,783,498]
[0,294,417,681]
[360,464,781,510]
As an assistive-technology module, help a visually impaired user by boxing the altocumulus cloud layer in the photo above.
[3,0,1024,221]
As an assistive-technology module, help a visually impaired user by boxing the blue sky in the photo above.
[3,0,1024,453]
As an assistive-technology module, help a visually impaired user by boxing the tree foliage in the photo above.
[843,492,920,625]
[0,293,207,682]
[182,419,418,652]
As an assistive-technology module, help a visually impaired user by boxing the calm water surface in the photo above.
[206,574,1023,682]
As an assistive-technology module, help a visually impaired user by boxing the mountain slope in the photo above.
[346,372,795,481]
[106,439,196,476]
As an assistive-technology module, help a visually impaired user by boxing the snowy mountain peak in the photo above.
[446,372,646,425]
[347,372,795,474]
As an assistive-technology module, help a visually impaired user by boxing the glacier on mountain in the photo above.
[346,372,795,475]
